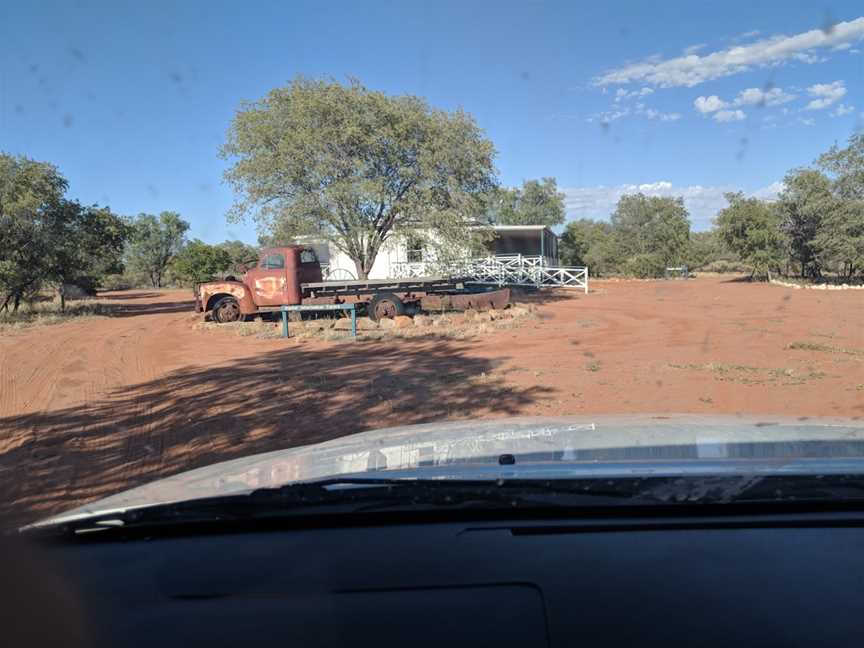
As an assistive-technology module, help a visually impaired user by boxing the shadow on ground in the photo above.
[0,340,552,528]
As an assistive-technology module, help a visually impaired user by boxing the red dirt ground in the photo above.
[1,276,862,527]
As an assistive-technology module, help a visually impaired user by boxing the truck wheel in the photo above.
[368,293,406,321]
[212,296,242,323]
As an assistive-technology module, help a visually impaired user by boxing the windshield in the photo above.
[1,2,863,531]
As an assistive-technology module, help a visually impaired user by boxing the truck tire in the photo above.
[212,296,242,324]
[368,293,406,322]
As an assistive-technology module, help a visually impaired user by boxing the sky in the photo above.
[1,1,863,241]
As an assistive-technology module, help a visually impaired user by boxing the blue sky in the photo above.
[1,1,862,239]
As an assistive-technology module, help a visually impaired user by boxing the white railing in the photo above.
[391,254,589,293]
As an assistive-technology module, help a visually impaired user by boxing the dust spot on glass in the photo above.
[736,137,748,161]
[14,104,24,114]
[169,71,183,84]
[146,185,159,198]
[618,26,630,38]
[63,114,74,128]
[68,47,87,63]
[28,64,39,74]
[821,10,836,35]
[600,121,610,135]
[520,71,531,82]
[198,183,211,192]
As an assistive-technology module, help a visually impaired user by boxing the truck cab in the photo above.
[195,246,323,323]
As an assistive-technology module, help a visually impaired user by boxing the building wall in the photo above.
[304,227,560,279]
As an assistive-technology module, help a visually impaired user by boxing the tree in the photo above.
[46,202,129,309]
[815,133,864,277]
[818,132,864,200]
[559,219,613,268]
[492,178,566,227]
[221,77,497,279]
[126,212,189,287]
[714,192,784,279]
[172,240,232,285]
[685,230,727,270]
[610,193,691,275]
[0,154,67,312]
[217,240,259,274]
[776,169,836,279]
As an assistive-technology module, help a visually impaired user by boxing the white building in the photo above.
[301,225,560,280]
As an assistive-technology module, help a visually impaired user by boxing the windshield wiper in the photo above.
[26,474,864,538]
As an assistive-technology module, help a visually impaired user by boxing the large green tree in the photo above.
[815,133,864,277]
[221,77,497,279]
[492,178,566,227]
[127,212,190,288]
[217,240,259,275]
[776,169,836,279]
[610,194,691,276]
[714,192,784,279]
[0,154,67,311]
[559,218,613,269]
[47,202,129,308]
[172,240,232,285]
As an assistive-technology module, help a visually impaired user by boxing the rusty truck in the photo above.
[195,245,510,323]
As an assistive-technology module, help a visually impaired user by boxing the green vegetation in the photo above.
[222,77,497,279]
[560,195,691,277]
[172,240,232,285]
[489,178,566,227]
[558,132,864,280]
[1,154,128,312]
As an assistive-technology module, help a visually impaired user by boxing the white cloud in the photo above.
[694,95,727,113]
[614,87,655,102]
[694,86,796,122]
[832,103,855,116]
[594,16,864,88]
[684,43,707,55]
[563,181,782,230]
[798,117,816,126]
[713,109,746,122]
[805,80,846,109]
[591,101,679,124]
[733,86,796,107]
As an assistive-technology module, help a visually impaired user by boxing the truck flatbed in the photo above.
[302,276,467,297]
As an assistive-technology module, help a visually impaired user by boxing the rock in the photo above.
[448,314,467,326]
[414,315,433,327]
[379,317,395,329]
[509,306,529,318]
[487,308,500,321]
[463,308,478,321]
[393,315,414,328]
[334,317,378,331]
[431,316,451,327]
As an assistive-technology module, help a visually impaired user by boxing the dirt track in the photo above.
[1,276,862,527]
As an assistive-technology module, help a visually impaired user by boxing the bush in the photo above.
[699,260,750,274]
[622,253,666,278]
[99,274,134,291]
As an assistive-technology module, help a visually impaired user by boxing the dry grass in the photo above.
[667,362,828,386]
[786,341,864,357]
[194,307,537,342]
[0,300,115,333]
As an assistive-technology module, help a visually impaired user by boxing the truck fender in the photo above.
[201,282,256,315]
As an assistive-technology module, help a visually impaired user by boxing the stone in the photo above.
[333,316,378,331]
[463,308,479,321]
[378,317,396,329]
[393,315,414,328]
[414,315,433,327]
[448,314,467,326]
[509,306,529,318]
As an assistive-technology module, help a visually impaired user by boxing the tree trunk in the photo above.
[353,258,369,280]
[59,286,66,312]
[13,293,21,313]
